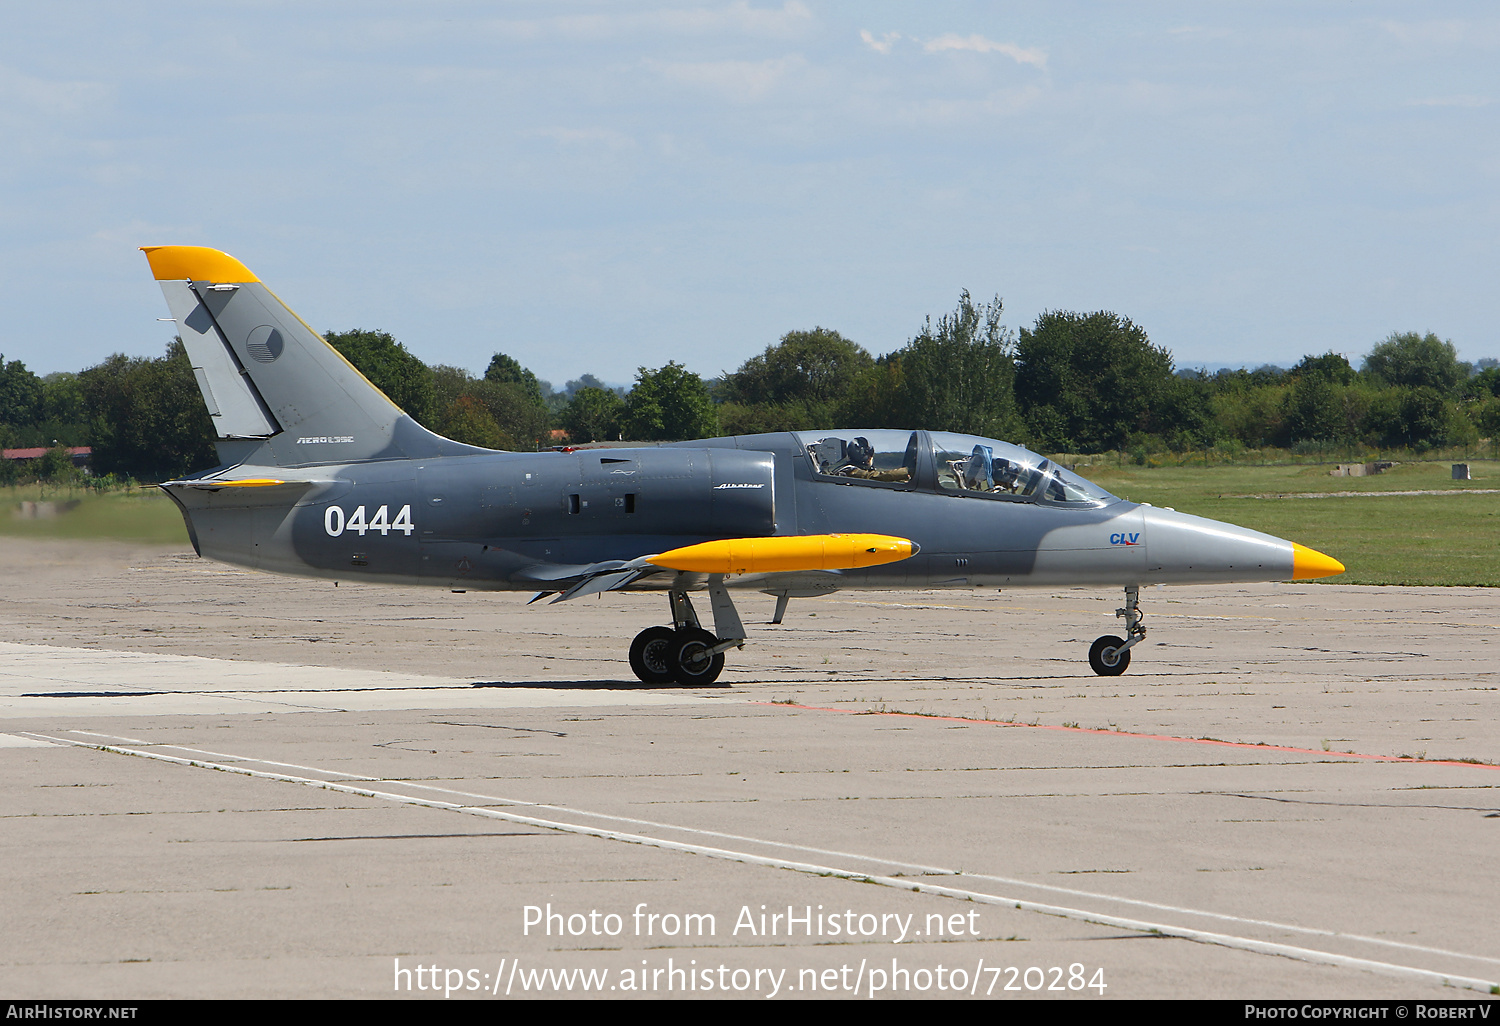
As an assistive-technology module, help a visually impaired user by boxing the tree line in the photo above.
[1,294,1493,482]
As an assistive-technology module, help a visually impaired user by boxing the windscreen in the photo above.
[928,432,1117,506]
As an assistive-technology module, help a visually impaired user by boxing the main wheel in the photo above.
[668,628,726,686]
[629,626,677,684]
[1089,635,1130,676]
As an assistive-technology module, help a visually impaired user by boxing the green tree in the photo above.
[41,372,87,424]
[36,444,77,482]
[623,362,719,441]
[1158,376,1215,451]
[1292,352,1356,386]
[718,328,873,433]
[1365,386,1450,450]
[1465,364,1500,400]
[469,378,550,449]
[1209,383,1289,449]
[724,329,871,402]
[0,355,44,426]
[79,340,218,480]
[484,352,546,409]
[564,373,612,397]
[563,386,625,442]
[430,364,548,449]
[838,358,907,429]
[438,395,508,449]
[324,329,437,425]
[848,292,1022,438]
[1283,375,1341,443]
[1363,332,1466,394]
[1015,310,1176,452]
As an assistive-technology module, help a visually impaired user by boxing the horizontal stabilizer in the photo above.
[648,533,917,575]
[160,476,330,492]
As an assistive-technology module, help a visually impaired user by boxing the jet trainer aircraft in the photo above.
[143,246,1345,684]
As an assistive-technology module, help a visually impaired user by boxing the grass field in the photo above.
[2,459,1496,586]
[0,484,189,546]
[1087,460,1500,587]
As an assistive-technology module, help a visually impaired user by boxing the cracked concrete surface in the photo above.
[1,539,1497,999]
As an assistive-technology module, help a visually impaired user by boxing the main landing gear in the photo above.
[1089,585,1146,676]
[629,575,746,686]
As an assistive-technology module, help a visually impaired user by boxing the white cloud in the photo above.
[860,30,900,55]
[922,33,1047,68]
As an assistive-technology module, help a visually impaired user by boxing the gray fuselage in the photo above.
[164,429,1299,595]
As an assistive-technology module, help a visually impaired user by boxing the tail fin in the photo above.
[142,245,482,468]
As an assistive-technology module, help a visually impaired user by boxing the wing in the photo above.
[522,534,918,604]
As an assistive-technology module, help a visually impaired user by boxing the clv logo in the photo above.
[1110,532,1141,546]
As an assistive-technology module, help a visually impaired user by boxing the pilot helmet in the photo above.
[847,436,875,467]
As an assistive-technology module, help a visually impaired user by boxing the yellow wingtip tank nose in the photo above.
[141,245,259,283]
[649,534,918,575]
[1292,542,1345,580]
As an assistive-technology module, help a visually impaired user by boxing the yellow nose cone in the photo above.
[1292,543,1345,580]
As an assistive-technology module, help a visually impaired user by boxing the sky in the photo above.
[1,1,1496,387]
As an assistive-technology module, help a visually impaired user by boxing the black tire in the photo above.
[668,628,726,686]
[629,626,677,684]
[1089,635,1130,676]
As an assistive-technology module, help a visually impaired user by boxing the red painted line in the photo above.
[749,701,1500,770]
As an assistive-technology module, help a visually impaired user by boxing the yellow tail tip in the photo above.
[1292,543,1345,580]
[141,245,259,283]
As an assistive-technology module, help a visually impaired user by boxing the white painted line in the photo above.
[24,729,1499,994]
[69,730,1500,971]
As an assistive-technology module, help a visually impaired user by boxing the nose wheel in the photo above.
[1089,585,1145,676]
[1089,635,1130,675]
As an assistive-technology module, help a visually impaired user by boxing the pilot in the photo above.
[993,458,1021,493]
[839,436,910,482]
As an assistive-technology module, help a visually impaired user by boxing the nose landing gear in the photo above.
[628,575,746,686]
[1089,585,1146,676]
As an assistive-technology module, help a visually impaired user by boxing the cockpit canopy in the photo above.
[796,429,1117,508]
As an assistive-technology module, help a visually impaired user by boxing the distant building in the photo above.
[2,446,92,469]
